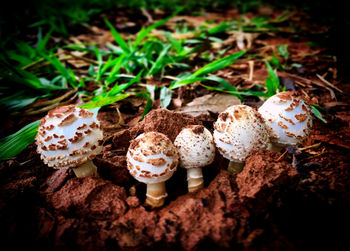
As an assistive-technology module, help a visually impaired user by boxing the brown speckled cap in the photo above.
[174,125,215,169]
[35,105,103,169]
[258,91,312,146]
[126,132,179,184]
[213,105,269,162]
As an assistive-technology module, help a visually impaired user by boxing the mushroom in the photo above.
[126,132,179,207]
[213,105,269,173]
[174,125,215,192]
[35,105,103,178]
[258,91,313,151]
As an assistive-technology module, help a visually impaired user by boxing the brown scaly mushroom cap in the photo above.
[36,105,103,169]
[174,125,215,169]
[174,125,215,192]
[214,105,269,163]
[127,132,179,184]
[258,91,313,147]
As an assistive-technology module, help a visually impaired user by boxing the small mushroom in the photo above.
[213,105,269,173]
[258,91,313,151]
[174,125,215,192]
[126,132,179,207]
[35,105,103,178]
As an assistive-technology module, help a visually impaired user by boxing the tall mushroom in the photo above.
[174,125,215,192]
[213,105,269,173]
[258,91,313,151]
[35,105,104,178]
[126,132,179,207]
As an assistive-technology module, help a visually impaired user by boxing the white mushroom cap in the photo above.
[174,125,215,169]
[258,91,312,146]
[213,105,269,162]
[126,132,179,184]
[35,105,103,169]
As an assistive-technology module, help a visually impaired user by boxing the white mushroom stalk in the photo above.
[35,105,104,178]
[213,105,269,173]
[174,125,215,192]
[258,91,313,151]
[126,132,179,207]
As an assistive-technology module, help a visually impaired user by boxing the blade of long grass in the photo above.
[41,52,78,88]
[0,120,40,160]
[133,7,183,48]
[80,71,143,109]
[36,28,53,52]
[146,44,171,76]
[170,50,246,90]
[160,86,172,108]
[106,54,128,84]
[265,60,280,96]
[109,70,143,95]
[192,50,247,78]
[311,104,327,123]
[104,18,130,53]
[79,93,130,109]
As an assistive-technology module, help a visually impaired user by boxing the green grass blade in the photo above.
[41,52,78,88]
[133,7,183,48]
[265,60,280,96]
[79,93,130,109]
[36,28,53,52]
[94,46,103,81]
[106,54,128,84]
[104,18,130,53]
[170,50,246,89]
[0,91,44,111]
[109,70,142,95]
[311,104,327,123]
[192,50,247,78]
[0,120,40,160]
[80,71,142,109]
[160,86,172,108]
[135,91,153,120]
[277,44,289,60]
[147,44,171,76]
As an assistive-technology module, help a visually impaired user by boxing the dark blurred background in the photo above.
[0,0,349,76]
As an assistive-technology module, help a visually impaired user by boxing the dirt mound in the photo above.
[0,109,349,250]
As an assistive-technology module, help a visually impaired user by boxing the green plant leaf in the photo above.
[265,60,280,96]
[0,120,40,160]
[133,7,183,48]
[104,18,130,53]
[135,91,153,120]
[192,50,247,78]
[160,86,172,108]
[36,28,53,52]
[170,50,247,89]
[41,52,78,88]
[277,44,289,60]
[79,93,130,109]
[80,71,142,109]
[147,44,171,76]
[311,104,327,123]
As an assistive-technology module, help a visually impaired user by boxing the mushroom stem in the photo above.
[72,160,99,178]
[187,167,204,192]
[146,182,167,207]
[268,143,284,152]
[228,161,244,174]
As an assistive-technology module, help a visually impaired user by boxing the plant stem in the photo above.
[228,161,244,173]
[187,167,204,192]
[146,182,167,207]
[268,143,284,152]
[72,160,99,178]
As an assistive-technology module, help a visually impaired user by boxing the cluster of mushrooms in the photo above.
[35,91,313,207]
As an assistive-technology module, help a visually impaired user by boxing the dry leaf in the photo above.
[176,93,241,116]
